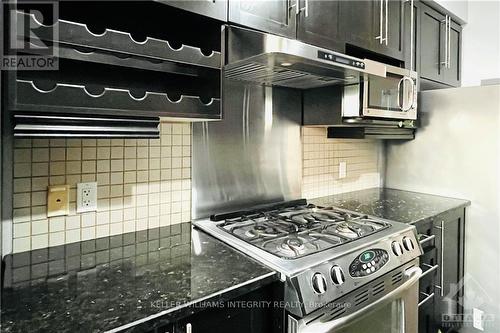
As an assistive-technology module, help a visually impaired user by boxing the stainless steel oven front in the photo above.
[287,260,422,333]
[343,65,418,121]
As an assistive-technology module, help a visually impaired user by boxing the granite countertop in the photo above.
[310,188,470,225]
[1,223,277,333]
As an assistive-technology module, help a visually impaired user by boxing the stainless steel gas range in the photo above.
[194,199,423,333]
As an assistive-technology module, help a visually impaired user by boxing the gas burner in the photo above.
[290,214,316,225]
[334,223,359,239]
[278,237,305,257]
[244,224,282,239]
[261,236,321,258]
[280,237,305,254]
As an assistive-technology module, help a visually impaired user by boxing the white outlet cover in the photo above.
[77,182,98,213]
[339,161,347,179]
[473,308,484,331]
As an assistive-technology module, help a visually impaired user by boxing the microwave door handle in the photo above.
[397,77,404,111]
[299,267,423,333]
[398,77,415,112]
[405,76,416,111]
[410,77,417,109]
[403,76,416,111]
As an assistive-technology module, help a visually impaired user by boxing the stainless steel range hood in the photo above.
[224,26,387,89]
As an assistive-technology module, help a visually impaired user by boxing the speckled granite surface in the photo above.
[1,223,277,333]
[310,188,470,225]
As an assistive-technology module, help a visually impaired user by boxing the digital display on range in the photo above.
[360,250,375,263]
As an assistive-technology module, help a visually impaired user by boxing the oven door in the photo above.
[291,266,422,333]
[362,68,418,120]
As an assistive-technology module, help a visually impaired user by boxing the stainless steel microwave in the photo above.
[343,64,418,121]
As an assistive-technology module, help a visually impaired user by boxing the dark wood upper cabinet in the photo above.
[418,4,446,83]
[296,0,343,52]
[228,0,407,61]
[443,20,461,86]
[403,0,419,72]
[371,0,405,60]
[340,0,376,52]
[340,0,405,61]
[228,0,296,38]
[417,2,462,88]
[159,0,228,21]
[162,0,463,90]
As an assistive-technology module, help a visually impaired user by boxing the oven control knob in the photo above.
[402,237,415,251]
[330,266,345,285]
[311,273,327,294]
[391,241,404,256]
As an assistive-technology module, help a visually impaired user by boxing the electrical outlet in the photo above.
[339,161,347,179]
[47,185,70,217]
[473,308,484,331]
[77,182,97,213]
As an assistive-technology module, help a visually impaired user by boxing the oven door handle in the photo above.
[299,266,422,333]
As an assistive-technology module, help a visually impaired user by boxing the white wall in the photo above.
[461,0,500,86]
[385,85,500,333]
[434,0,469,21]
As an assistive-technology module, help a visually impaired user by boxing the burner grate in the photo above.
[216,204,391,260]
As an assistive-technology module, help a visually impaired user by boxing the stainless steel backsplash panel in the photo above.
[192,80,302,219]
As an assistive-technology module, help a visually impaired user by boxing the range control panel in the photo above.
[317,51,365,69]
[349,249,389,277]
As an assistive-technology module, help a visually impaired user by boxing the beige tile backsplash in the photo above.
[302,127,383,199]
[11,123,192,253]
[9,124,382,253]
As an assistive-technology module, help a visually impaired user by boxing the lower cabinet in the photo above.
[433,208,466,333]
[416,207,466,333]
[153,282,282,333]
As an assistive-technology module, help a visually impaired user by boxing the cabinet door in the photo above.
[161,0,228,21]
[419,4,445,82]
[403,0,419,71]
[296,0,343,52]
[433,208,465,330]
[175,307,260,333]
[174,282,281,333]
[228,0,296,38]
[371,0,405,60]
[443,20,461,87]
[340,0,376,51]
